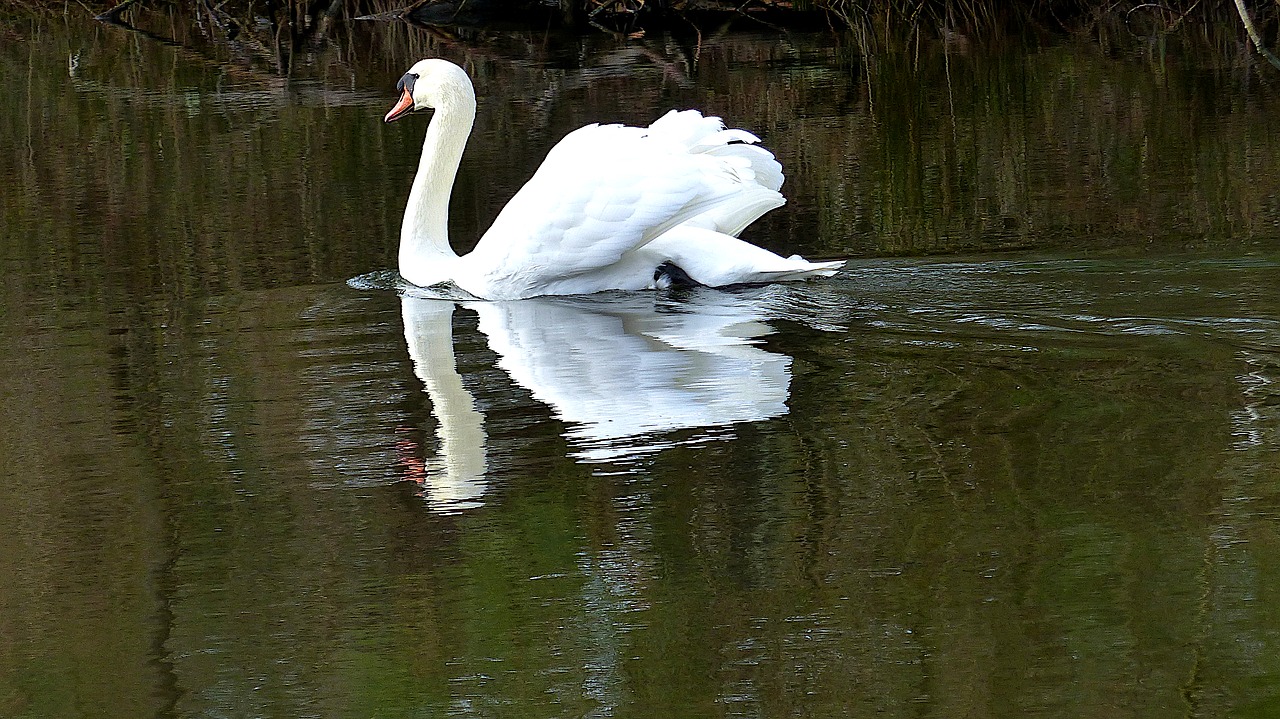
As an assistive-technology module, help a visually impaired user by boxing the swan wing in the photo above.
[458,112,784,299]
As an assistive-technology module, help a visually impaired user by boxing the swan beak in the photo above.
[384,87,416,123]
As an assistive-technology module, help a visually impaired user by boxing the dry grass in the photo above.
[0,0,1275,43]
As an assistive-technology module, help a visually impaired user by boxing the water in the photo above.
[3,9,1280,718]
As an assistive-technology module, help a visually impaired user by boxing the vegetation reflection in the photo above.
[2,6,1280,719]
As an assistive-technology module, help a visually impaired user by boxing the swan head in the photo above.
[384,59,475,123]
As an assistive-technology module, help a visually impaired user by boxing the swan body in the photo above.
[385,59,843,300]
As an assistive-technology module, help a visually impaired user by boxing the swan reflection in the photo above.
[400,298,488,511]
[400,288,808,510]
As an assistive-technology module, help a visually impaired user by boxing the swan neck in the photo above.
[400,90,476,287]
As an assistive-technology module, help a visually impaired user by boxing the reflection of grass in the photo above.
[6,5,1278,278]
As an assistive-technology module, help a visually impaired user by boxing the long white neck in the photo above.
[399,85,476,287]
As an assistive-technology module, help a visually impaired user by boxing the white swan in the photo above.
[384,58,844,300]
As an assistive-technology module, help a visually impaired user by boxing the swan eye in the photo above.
[396,72,419,95]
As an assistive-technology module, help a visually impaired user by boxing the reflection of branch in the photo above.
[94,0,338,76]
[94,0,142,22]
[398,0,441,18]
[93,12,281,80]
[1231,0,1280,70]
[94,12,191,49]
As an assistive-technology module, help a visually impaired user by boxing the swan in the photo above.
[383,58,844,300]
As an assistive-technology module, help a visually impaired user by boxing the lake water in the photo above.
[3,9,1280,718]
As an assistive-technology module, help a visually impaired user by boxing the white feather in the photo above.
[390,58,843,300]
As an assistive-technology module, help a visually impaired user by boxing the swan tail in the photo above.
[646,226,845,287]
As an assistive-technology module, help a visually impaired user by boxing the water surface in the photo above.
[2,11,1280,718]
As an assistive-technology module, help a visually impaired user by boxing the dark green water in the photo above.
[3,10,1280,718]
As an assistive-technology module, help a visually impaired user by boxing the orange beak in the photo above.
[384,87,416,123]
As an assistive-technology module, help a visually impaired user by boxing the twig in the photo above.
[731,0,787,32]
[677,8,702,66]
[1230,0,1280,70]
[589,0,624,20]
